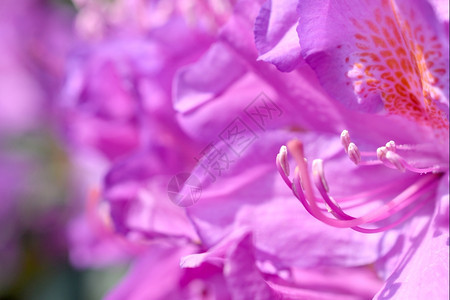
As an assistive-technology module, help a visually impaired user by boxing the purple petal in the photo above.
[297,0,449,133]
[224,233,277,300]
[374,173,449,299]
[183,231,383,299]
[105,244,193,300]
[106,243,230,300]
[254,0,303,71]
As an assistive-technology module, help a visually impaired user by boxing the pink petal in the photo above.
[254,0,303,71]
[298,0,449,134]
[375,173,449,299]
[224,233,277,300]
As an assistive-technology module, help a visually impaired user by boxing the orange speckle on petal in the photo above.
[380,50,393,57]
[355,33,368,41]
[386,58,399,69]
[346,5,448,134]
[365,20,380,33]
[372,35,388,48]
[395,47,407,57]
[434,68,446,75]
[356,43,370,50]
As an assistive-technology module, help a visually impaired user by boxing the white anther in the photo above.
[385,151,406,172]
[278,145,290,176]
[312,159,329,192]
[292,166,301,197]
[385,140,396,152]
[377,146,388,161]
[348,142,361,165]
[340,130,351,153]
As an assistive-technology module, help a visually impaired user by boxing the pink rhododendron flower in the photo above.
[15,0,444,298]
[169,0,448,298]
[91,0,386,298]
[254,0,448,298]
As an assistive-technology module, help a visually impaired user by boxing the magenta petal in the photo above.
[180,228,250,269]
[105,179,198,241]
[393,0,449,107]
[183,231,382,299]
[268,266,382,299]
[105,243,231,300]
[297,0,388,113]
[297,0,449,127]
[224,233,277,300]
[104,244,194,300]
[174,40,348,143]
[174,42,247,115]
[254,0,303,71]
[375,173,449,299]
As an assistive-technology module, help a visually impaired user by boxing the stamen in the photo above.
[375,145,441,174]
[395,143,437,152]
[310,158,437,233]
[278,146,290,176]
[338,132,440,170]
[277,134,443,233]
[312,159,348,219]
[276,146,292,187]
[312,159,329,192]
[377,146,388,161]
[286,140,362,227]
[340,130,351,153]
[358,160,384,166]
[385,140,396,152]
[385,151,406,172]
[347,142,361,165]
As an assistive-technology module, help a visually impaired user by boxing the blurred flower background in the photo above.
[0,0,448,299]
[0,0,127,298]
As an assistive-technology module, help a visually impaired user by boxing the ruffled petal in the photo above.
[254,0,303,71]
[183,232,383,299]
[224,233,277,300]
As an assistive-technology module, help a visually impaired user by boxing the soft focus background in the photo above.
[0,0,128,299]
